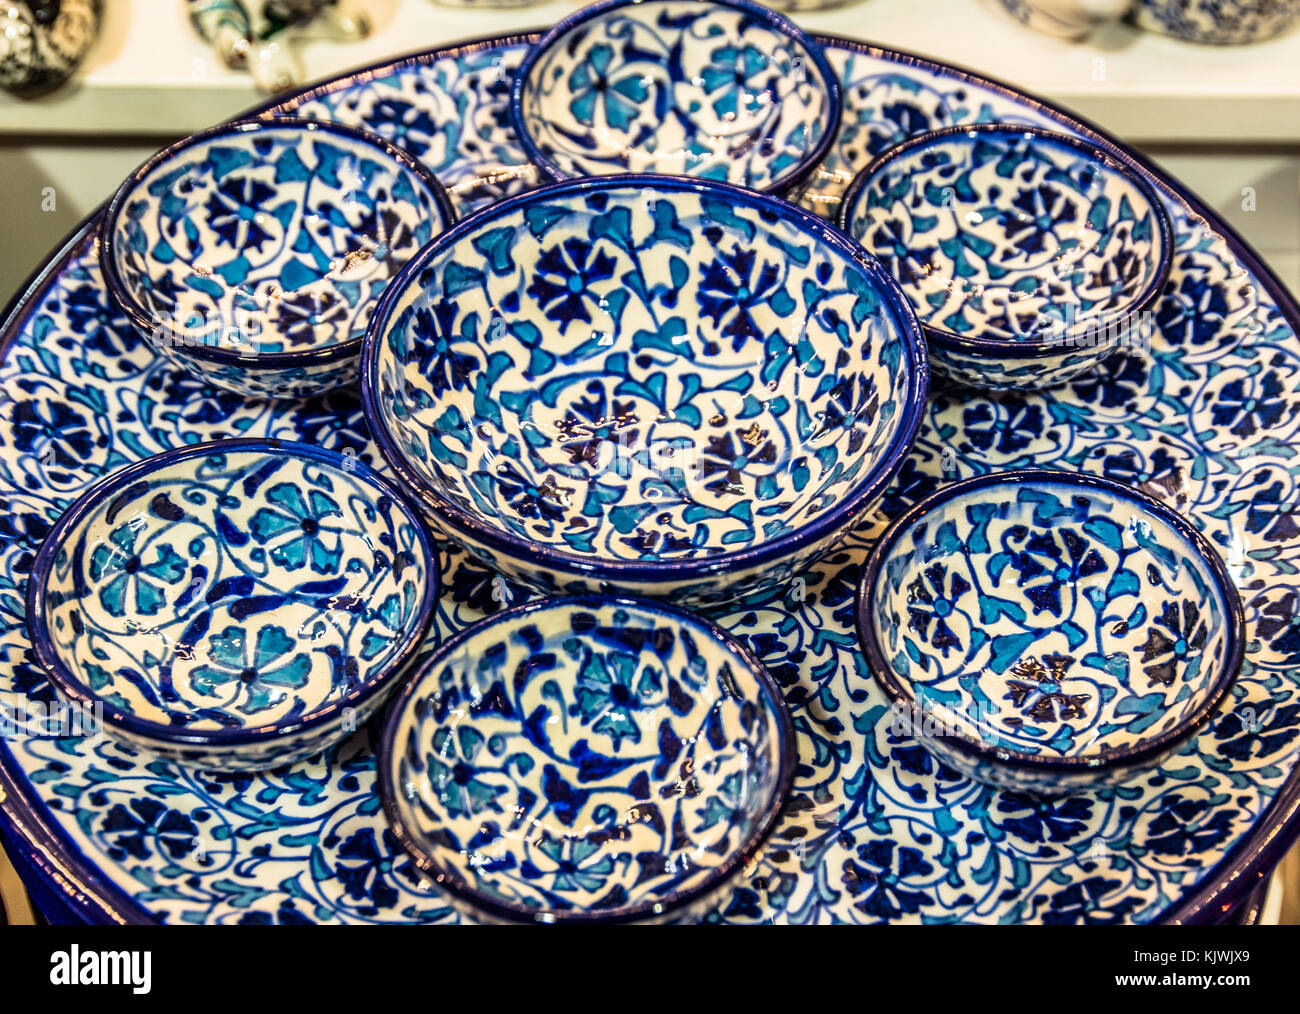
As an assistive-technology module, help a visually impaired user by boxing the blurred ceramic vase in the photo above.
[997,0,1131,38]
[1132,0,1300,43]
[0,0,101,92]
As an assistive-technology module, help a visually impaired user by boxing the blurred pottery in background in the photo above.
[0,0,101,93]
[187,0,372,93]
[997,0,1132,38]
[1132,0,1300,43]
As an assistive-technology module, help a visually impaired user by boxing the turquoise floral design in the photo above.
[249,481,344,573]
[34,444,436,767]
[190,624,312,715]
[87,523,187,617]
[841,125,1170,390]
[565,44,649,131]
[572,649,661,748]
[425,727,508,818]
[102,119,454,400]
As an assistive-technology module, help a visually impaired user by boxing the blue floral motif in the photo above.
[1133,0,1300,44]
[248,482,345,573]
[87,523,188,617]
[841,125,1171,391]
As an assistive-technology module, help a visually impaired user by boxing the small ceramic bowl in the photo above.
[510,0,840,193]
[840,124,1173,391]
[361,174,928,606]
[856,470,1244,795]
[379,594,795,923]
[25,438,440,771]
[1133,0,1300,44]
[100,117,457,400]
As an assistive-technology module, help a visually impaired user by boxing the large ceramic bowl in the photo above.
[379,595,795,923]
[840,124,1173,391]
[100,117,457,400]
[25,439,440,771]
[361,175,929,605]
[1133,0,1300,44]
[510,0,840,193]
[856,470,1245,795]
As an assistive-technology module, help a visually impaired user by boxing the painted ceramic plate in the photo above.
[0,30,1297,925]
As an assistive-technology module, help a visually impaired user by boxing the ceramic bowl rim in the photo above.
[855,468,1245,776]
[507,0,842,195]
[361,173,929,585]
[377,592,797,924]
[839,123,1175,361]
[98,116,458,371]
[24,437,442,749]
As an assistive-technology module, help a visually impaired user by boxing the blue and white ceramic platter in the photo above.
[0,30,1298,924]
[25,439,439,771]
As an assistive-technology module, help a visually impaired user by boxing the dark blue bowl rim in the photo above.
[839,123,1176,361]
[361,172,930,584]
[855,468,1245,776]
[24,437,442,749]
[507,0,842,195]
[377,592,797,924]
[98,116,459,370]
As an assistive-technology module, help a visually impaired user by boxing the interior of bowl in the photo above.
[33,445,433,735]
[383,597,790,920]
[368,178,919,566]
[106,121,450,357]
[515,0,835,191]
[867,475,1237,761]
[844,127,1168,348]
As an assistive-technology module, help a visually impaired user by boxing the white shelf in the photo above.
[2,0,1298,142]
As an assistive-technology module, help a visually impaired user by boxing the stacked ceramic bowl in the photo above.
[22,0,1247,925]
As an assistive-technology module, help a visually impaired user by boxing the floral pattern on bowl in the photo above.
[1133,0,1300,44]
[856,470,1244,795]
[510,0,840,193]
[379,594,795,923]
[25,439,439,770]
[361,174,928,605]
[840,125,1173,391]
[100,117,457,400]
